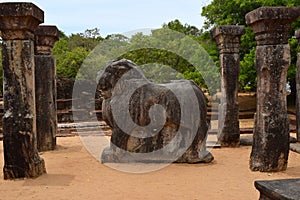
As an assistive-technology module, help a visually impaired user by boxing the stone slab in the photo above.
[255,179,300,200]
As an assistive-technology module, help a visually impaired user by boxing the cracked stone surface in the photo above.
[246,6,300,172]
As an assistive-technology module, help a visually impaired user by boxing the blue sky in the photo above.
[1,0,212,37]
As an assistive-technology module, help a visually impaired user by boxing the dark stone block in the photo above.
[255,179,300,200]
[35,56,57,152]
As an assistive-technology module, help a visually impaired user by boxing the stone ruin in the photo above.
[211,25,245,147]
[0,2,300,183]
[255,178,300,199]
[296,29,300,143]
[0,2,46,179]
[0,2,59,179]
[35,25,59,152]
[211,7,300,173]
[98,59,214,163]
[246,6,300,172]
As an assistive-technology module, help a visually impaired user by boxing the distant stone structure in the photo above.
[0,2,46,179]
[246,6,300,172]
[98,59,213,163]
[35,25,60,151]
[295,29,300,143]
[211,25,245,147]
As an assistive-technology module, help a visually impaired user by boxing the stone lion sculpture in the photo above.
[97,59,213,164]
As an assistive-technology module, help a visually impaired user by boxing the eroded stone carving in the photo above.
[98,59,213,164]
[0,2,46,179]
[295,29,300,142]
[211,25,245,147]
[34,25,59,152]
[246,6,300,172]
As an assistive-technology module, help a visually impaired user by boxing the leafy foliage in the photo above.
[201,0,300,93]
[71,21,219,95]
[52,28,103,79]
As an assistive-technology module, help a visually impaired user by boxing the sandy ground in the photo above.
[0,136,299,200]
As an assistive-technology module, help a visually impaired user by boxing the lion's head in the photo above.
[97,59,147,98]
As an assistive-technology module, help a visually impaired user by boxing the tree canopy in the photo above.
[50,20,220,95]
[201,0,300,93]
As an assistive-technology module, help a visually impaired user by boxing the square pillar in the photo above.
[295,29,300,143]
[0,2,46,179]
[211,25,245,147]
[34,25,59,151]
[246,6,300,172]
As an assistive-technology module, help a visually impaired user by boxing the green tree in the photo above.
[202,0,299,29]
[56,47,89,78]
[163,19,202,36]
[68,28,103,51]
[118,27,219,93]
[201,0,300,93]
[162,20,220,91]
[75,24,218,92]
[53,28,103,79]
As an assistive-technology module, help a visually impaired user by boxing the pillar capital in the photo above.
[246,6,300,45]
[35,25,60,55]
[295,29,300,43]
[211,25,245,54]
[0,2,44,40]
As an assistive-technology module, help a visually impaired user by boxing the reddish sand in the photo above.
[0,136,299,200]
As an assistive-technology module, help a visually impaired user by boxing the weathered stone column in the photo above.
[0,3,46,179]
[295,30,300,143]
[246,7,300,172]
[211,25,245,147]
[35,26,59,151]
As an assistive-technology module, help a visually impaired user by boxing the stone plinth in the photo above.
[295,29,300,143]
[255,179,300,200]
[246,6,300,172]
[0,2,46,179]
[35,26,59,152]
[211,25,245,147]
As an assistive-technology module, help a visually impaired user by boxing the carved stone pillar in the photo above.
[35,25,59,151]
[0,2,46,179]
[211,25,245,147]
[246,6,300,172]
[295,30,300,143]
